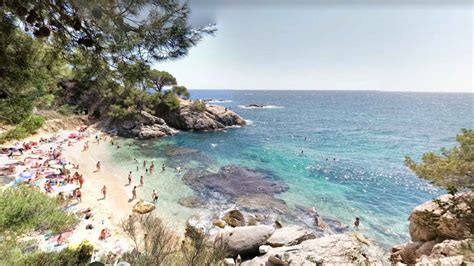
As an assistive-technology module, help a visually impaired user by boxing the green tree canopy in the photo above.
[172,85,190,99]
[147,69,177,92]
[405,129,474,189]
[1,0,216,63]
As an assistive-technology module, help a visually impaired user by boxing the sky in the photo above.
[154,1,473,92]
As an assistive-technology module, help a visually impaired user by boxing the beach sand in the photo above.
[5,129,137,254]
[62,133,134,251]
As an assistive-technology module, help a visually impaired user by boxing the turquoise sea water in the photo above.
[109,90,473,248]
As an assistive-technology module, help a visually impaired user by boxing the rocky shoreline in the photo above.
[105,98,245,139]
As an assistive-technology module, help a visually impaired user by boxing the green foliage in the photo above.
[0,115,45,143]
[0,185,78,234]
[57,104,81,116]
[0,15,68,125]
[148,70,178,92]
[119,214,225,265]
[2,0,216,62]
[405,129,474,189]
[20,241,94,266]
[190,100,207,112]
[172,85,190,99]
[0,239,93,266]
[163,92,181,110]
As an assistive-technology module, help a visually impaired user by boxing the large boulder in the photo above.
[216,225,275,257]
[156,99,246,131]
[132,200,156,214]
[409,192,473,242]
[266,225,316,247]
[115,111,177,139]
[242,233,385,265]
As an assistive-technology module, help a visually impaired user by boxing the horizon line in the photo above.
[188,89,474,93]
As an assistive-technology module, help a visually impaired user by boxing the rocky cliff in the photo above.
[391,192,473,265]
[155,99,246,131]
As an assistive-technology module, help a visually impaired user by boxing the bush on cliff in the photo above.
[191,100,207,112]
[118,214,225,265]
[0,115,45,143]
[0,185,78,234]
[405,129,473,189]
[405,129,473,240]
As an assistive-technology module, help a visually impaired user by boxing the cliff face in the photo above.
[391,192,473,265]
[155,99,246,131]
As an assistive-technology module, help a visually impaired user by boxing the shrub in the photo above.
[163,92,180,110]
[0,115,45,143]
[57,104,81,116]
[119,214,225,265]
[190,100,207,112]
[0,185,78,234]
[20,241,94,266]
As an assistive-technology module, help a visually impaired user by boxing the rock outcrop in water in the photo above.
[391,192,474,265]
[114,111,177,139]
[156,99,246,131]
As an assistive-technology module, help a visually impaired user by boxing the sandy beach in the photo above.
[2,128,138,255]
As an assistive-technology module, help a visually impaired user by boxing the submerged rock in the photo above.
[216,225,275,257]
[183,165,288,200]
[178,196,207,208]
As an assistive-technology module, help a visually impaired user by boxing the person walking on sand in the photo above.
[140,175,144,186]
[101,185,107,199]
[131,186,137,200]
[152,189,159,202]
[96,161,101,172]
[75,188,82,202]
[354,217,360,229]
[78,174,84,189]
[128,171,132,185]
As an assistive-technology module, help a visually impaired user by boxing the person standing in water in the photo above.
[152,189,159,202]
[143,160,147,168]
[354,217,360,229]
[140,176,144,187]
[162,164,166,171]
[127,171,132,185]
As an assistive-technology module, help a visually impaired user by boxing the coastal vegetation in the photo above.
[0,0,210,140]
[391,129,474,264]
[405,128,474,189]
[405,129,473,236]
[0,185,86,265]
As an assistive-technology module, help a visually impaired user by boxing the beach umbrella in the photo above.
[89,262,105,266]
[50,164,63,169]
[63,164,74,170]
[54,184,78,193]
[116,262,131,266]
[19,172,33,179]
[0,158,18,166]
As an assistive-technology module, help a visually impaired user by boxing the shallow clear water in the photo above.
[108,90,473,247]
